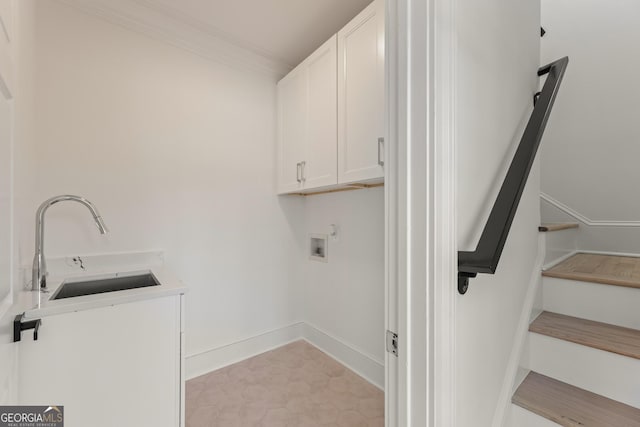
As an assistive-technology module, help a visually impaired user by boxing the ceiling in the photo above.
[135,0,374,67]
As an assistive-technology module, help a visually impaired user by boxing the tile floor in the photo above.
[186,340,384,426]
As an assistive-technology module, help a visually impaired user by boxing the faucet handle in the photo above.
[13,313,43,342]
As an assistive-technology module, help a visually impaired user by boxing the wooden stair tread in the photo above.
[513,371,640,426]
[530,311,640,360]
[539,223,579,232]
[543,253,640,289]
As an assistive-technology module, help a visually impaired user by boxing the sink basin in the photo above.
[51,272,160,300]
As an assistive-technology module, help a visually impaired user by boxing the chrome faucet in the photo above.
[32,195,108,291]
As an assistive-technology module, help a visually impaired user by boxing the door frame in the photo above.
[385,0,457,425]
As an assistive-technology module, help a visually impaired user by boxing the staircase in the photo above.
[508,224,640,426]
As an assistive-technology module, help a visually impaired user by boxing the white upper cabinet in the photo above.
[305,38,338,189]
[277,36,337,194]
[276,0,384,194]
[337,0,385,184]
[277,64,307,193]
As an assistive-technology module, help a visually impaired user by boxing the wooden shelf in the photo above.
[289,182,384,197]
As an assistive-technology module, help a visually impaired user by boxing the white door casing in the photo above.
[385,0,457,425]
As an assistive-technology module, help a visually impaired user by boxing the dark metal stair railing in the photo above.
[458,57,569,295]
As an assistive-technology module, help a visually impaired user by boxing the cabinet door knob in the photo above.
[378,137,385,167]
[296,163,302,183]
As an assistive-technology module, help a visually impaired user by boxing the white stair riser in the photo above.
[528,333,640,409]
[543,277,640,330]
[507,404,561,427]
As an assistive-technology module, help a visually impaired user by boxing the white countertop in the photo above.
[14,266,187,320]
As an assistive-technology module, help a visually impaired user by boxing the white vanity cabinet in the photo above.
[277,35,337,194]
[276,0,385,194]
[337,0,385,184]
[18,295,184,427]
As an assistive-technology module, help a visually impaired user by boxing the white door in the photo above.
[304,35,338,189]
[338,0,385,184]
[277,66,306,194]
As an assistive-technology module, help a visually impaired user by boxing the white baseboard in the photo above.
[540,193,640,227]
[492,234,546,427]
[185,322,304,380]
[185,322,385,390]
[302,323,384,390]
[542,196,640,254]
[578,249,640,258]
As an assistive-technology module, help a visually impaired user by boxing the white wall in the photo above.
[541,0,640,223]
[12,0,384,389]
[455,0,541,425]
[540,0,640,255]
[11,0,36,293]
[302,187,385,374]
[541,199,640,255]
[28,1,305,366]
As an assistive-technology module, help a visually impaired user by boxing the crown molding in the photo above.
[540,192,640,227]
[56,0,293,79]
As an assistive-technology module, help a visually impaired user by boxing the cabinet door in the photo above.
[337,0,385,184]
[19,297,181,427]
[277,66,306,194]
[303,35,338,189]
